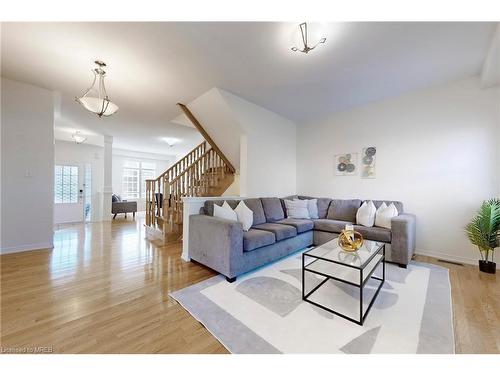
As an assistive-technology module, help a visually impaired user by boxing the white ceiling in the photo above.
[1,22,497,155]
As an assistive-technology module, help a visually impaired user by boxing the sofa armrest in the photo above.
[189,215,243,278]
[390,213,416,265]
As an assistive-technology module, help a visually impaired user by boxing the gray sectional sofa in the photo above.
[189,196,416,282]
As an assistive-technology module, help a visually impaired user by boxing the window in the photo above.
[55,165,79,204]
[122,167,140,199]
[141,169,155,198]
[122,161,156,199]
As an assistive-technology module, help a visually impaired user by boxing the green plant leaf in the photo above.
[465,199,500,260]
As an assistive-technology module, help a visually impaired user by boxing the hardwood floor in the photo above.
[1,215,226,353]
[413,255,500,354]
[1,215,498,354]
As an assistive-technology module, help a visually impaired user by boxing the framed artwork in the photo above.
[361,146,376,178]
[335,153,358,176]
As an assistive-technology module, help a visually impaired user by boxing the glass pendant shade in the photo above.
[76,60,119,117]
[76,96,119,117]
[72,131,87,144]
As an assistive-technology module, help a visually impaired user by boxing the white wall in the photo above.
[1,78,55,254]
[112,149,175,211]
[297,77,500,264]
[222,173,240,196]
[185,87,297,197]
[220,90,297,197]
[481,24,500,88]
[187,88,242,170]
[498,96,500,198]
[54,144,176,219]
[54,140,104,222]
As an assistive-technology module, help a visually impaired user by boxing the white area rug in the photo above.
[171,251,454,354]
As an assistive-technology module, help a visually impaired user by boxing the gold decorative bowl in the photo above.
[338,230,364,252]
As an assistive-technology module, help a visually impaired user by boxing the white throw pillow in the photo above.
[295,198,319,219]
[356,201,376,227]
[284,199,310,219]
[234,201,253,231]
[213,201,237,222]
[374,202,398,229]
[222,201,234,213]
[374,202,387,224]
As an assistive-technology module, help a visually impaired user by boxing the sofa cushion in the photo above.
[252,223,297,241]
[276,218,314,233]
[375,202,398,229]
[314,219,353,233]
[261,197,285,222]
[213,201,238,222]
[243,198,267,225]
[298,198,319,219]
[354,225,392,243]
[356,200,376,227]
[243,229,276,252]
[327,199,362,222]
[280,196,298,216]
[284,199,310,219]
[234,201,253,231]
[370,200,404,214]
[203,199,239,216]
[298,196,332,219]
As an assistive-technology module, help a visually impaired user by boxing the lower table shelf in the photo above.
[302,244,386,325]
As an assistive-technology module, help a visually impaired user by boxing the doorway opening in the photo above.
[54,164,92,224]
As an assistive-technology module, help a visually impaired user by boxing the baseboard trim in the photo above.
[1,242,54,255]
[415,249,500,269]
[437,259,465,266]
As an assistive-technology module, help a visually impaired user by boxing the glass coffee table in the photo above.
[302,238,385,325]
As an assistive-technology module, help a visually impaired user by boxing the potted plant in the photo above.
[465,198,500,274]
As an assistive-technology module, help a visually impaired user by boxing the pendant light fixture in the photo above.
[291,23,326,54]
[72,131,87,144]
[76,60,119,117]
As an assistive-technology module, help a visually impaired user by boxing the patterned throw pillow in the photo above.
[284,199,310,219]
[295,198,319,219]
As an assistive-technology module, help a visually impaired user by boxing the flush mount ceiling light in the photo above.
[291,22,326,54]
[72,131,87,144]
[76,60,119,118]
[161,137,180,147]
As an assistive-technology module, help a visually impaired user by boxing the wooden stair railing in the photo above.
[167,148,234,225]
[145,140,207,228]
[145,103,236,241]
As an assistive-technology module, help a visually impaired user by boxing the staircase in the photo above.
[145,104,235,242]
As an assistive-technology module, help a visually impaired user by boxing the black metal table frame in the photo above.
[302,243,385,326]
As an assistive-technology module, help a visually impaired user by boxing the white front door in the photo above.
[54,164,84,224]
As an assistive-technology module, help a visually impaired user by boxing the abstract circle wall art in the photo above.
[361,146,376,178]
[335,153,358,176]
